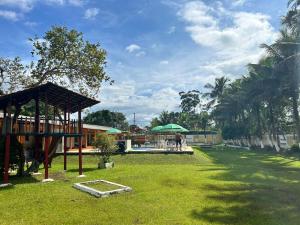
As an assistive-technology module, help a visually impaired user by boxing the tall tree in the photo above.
[83,110,129,130]
[0,26,111,97]
[203,76,229,109]
[261,29,300,142]
[179,90,200,113]
[0,57,26,94]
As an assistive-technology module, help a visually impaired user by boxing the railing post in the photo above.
[78,103,84,177]
[34,95,40,160]
[42,92,52,182]
[3,101,12,185]
[63,107,67,171]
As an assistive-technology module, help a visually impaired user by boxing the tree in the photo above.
[0,26,111,97]
[203,76,229,109]
[198,111,211,142]
[179,90,200,113]
[83,110,129,130]
[282,0,300,34]
[261,29,300,142]
[0,57,26,94]
[93,133,117,168]
[150,117,162,128]
[28,26,111,97]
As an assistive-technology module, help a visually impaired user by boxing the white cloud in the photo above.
[24,21,37,26]
[0,10,19,21]
[98,82,180,125]
[178,1,277,77]
[84,7,98,19]
[160,60,169,65]
[232,0,247,7]
[45,0,64,5]
[0,0,35,12]
[135,51,146,57]
[68,0,85,6]
[167,26,176,34]
[125,44,141,53]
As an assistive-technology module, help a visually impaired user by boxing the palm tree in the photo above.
[203,76,230,109]
[261,29,300,143]
[282,0,300,34]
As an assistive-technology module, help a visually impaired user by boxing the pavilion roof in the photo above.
[0,82,100,113]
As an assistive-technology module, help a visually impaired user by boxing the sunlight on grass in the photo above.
[1,148,300,225]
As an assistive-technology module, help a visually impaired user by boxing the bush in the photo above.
[93,133,117,165]
[290,144,300,152]
[0,135,24,176]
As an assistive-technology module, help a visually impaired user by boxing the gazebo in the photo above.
[0,82,99,185]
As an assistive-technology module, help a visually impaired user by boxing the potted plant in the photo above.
[93,133,117,169]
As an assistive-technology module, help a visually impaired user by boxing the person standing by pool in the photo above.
[175,133,182,151]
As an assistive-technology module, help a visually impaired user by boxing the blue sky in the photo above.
[0,0,287,125]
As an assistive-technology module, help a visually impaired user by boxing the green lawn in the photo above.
[84,180,124,192]
[1,148,300,225]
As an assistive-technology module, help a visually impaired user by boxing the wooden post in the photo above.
[34,96,40,160]
[78,105,83,176]
[63,108,67,171]
[3,102,11,184]
[44,93,50,181]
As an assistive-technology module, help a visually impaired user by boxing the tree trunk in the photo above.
[255,106,263,148]
[291,93,300,143]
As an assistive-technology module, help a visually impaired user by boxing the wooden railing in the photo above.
[1,116,82,136]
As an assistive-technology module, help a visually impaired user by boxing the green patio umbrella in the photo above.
[151,125,164,132]
[106,128,122,134]
[160,124,188,133]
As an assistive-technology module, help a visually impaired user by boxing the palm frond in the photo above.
[260,43,283,60]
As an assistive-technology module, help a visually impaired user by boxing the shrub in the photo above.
[0,135,24,176]
[290,144,300,153]
[93,133,117,165]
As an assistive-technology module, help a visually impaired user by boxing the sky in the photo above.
[0,0,287,126]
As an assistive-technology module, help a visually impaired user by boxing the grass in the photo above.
[1,148,300,225]
[84,181,122,192]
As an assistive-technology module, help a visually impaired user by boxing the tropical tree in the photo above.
[203,76,230,109]
[179,90,200,113]
[83,110,129,130]
[0,26,110,97]
[261,29,300,142]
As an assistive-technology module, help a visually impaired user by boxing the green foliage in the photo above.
[1,26,110,98]
[93,133,117,163]
[209,2,300,145]
[0,57,26,94]
[179,90,200,113]
[83,110,129,130]
[203,76,230,109]
[27,26,110,97]
[0,135,24,175]
[150,110,211,131]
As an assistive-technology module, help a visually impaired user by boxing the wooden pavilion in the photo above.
[0,82,99,184]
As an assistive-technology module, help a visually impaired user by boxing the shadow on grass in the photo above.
[67,167,99,173]
[191,148,300,225]
[9,175,40,185]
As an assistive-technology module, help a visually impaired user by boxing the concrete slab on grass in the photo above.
[73,179,132,198]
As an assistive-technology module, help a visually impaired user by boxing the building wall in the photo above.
[186,134,223,145]
[224,134,297,151]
